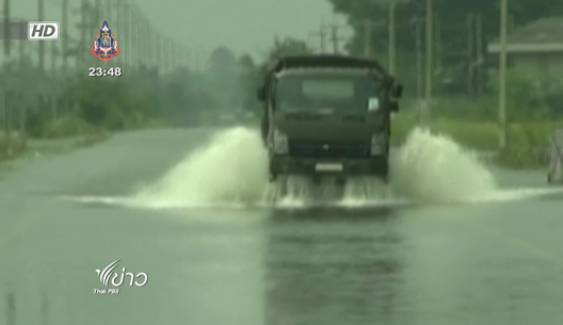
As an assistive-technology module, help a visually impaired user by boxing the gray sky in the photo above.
[139,0,343,57]
[15,0,346,60]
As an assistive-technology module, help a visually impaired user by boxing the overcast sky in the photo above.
[14,0,346,59]
[139,0,343,57]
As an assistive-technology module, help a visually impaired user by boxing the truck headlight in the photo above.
[272,129,289,154]
[370,133,387,156]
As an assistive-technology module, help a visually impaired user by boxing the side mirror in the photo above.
[392,83,403,99]
[257,86,266,101]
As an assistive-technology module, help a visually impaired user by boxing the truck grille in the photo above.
[289,140,370,158]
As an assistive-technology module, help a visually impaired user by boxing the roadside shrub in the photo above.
[489,67,563,121]
[497,122,553,168]
[0,137,27,161]
[41,116,96,138]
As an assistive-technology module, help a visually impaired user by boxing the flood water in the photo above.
[1,128,562,325]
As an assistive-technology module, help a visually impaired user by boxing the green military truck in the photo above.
[257,55,403,183]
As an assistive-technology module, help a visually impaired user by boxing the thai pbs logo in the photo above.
[94,259,149,295]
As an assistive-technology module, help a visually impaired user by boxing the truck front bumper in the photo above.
[270,155,388,177]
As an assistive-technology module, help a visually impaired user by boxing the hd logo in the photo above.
[28,22,59,40]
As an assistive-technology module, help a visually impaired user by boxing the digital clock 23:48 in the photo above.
[88,67,123,78]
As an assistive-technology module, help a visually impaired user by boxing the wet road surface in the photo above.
[1,128,563,325]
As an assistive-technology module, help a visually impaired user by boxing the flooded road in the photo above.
[1,128,562,325]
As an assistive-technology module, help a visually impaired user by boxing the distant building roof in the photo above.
[489,17,563,53]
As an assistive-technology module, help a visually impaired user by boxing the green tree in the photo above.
[238,54,261,112]
[328,0,563,95]
[267,37,312,61]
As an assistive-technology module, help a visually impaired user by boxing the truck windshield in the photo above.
[275,72,381,113]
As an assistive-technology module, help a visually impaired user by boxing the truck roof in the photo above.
[269,55,388,76]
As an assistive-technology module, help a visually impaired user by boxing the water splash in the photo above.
[390,128,497,203]
[134,127,268,208]
[66,127,562,209]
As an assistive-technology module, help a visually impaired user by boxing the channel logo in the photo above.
[94,259,149,295]
[28,21,59,40]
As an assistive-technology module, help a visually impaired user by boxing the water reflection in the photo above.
[263,207,408,325]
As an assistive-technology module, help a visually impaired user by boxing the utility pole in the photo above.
[161,38,167,72]
[498,0,508,150]
[106,0,112,21]
[156,33,163,68]
[424,0,433,126]
[3,92,11,141]
[166,39,172,72]
[126,0,133,67]
[146,21,152,66]
[19,101,26,145]
[467,13,475,95]
[310,22,327,53]
[120,0,128,65]
[388,0,397,75]
[475,14,484,96]
[61,0,68,70]
[94,0,102,41]
[329,24,339,53]
[38,0,45,71]
[116,0,125,65]
[327,22,346,54]
[364,20,385,59]
[132,3,139,68]
[139,6,145,67]
[136,5,143,67]
[145,19,151,66]
[329,24,340,54]
[411,17,424,100]
[18,34,24,65]
[150,24,157,67]
[4,0,11,57]
[79,0,87,66]
[50,39,57,71]
[434,14,442,76]
[94,0,101,24]
[89,1,98,38]
[466,13,484,96]
[364,20,372,58]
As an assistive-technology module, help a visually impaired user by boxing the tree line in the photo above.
[329,0,563,98]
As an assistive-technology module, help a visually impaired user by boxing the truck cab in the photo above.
[257,55,402,182]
